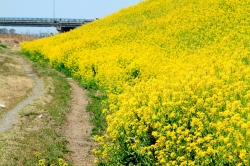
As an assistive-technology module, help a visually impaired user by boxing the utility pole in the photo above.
[53,0,55,20]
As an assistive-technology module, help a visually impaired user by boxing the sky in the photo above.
[0,0,141,34]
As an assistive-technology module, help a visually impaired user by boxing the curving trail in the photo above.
[0,56,43,134]
[0,49,95,165]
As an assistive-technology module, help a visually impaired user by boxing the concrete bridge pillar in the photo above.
[56,26,74,33]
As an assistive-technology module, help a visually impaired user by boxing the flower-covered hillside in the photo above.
[22,0,250,165]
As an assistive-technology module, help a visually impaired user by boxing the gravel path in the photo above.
[0,57,43,134]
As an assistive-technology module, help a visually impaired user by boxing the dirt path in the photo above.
[0,47,95,165]
[0,56,43,134]
[64,78,95,166]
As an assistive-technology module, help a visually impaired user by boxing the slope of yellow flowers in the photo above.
[22,0,250,165]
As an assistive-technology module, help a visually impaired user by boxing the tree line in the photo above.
[0,28,16,34]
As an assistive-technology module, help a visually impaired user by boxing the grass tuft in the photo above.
[0,44,7,49]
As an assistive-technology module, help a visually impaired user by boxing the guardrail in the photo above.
[0,17,95,23]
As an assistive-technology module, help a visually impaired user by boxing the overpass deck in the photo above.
[0,17,95,32]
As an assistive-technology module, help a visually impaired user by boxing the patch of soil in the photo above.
[64,79,96,166]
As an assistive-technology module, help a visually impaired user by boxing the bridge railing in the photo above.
[0,17,95,23]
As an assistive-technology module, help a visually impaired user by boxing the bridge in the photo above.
[0,17,96,33]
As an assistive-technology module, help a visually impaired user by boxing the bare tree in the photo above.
[2,28,8,34]
[9,29,16,34]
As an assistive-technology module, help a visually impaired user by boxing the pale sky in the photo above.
[0,0,141,34]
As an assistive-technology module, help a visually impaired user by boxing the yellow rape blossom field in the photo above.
[22,0,250,165]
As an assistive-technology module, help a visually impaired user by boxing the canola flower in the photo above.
[22,0,250,165]
[34,152,68,166]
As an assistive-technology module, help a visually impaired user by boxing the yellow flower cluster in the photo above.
[34,151,68,166]
[22,0,250,165]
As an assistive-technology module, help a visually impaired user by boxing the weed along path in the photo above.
[64,78,95,166]
[0,56,43,134]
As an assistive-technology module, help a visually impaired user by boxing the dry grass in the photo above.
[0,34,38,46]
[0,56,34,116]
